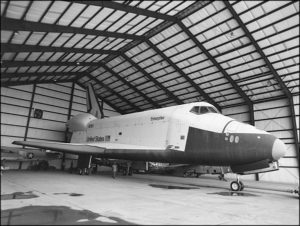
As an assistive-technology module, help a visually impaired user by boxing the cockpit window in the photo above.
[190,106,200,114]
[190,106,219,115]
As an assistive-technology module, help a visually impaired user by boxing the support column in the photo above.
[23,84,36,143]
[250,103,259,181]
[62,82,75,170]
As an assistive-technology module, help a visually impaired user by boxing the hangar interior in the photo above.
[1,1,299,184]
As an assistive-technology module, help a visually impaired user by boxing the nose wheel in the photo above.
[230,181,244,191]
[230,175,244,191]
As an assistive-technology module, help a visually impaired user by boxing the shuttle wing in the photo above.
[12,141,166,160]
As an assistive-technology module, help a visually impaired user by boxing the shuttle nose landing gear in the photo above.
[230,176,244,191]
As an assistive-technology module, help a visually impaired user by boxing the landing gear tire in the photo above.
[79,169,83,175]
[239,181,244,191]
[230,181,241,191]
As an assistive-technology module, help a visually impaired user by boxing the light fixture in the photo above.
[76,62,80,65]
[228,30,235,38]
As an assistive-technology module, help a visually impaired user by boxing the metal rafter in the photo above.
[1,43,120,55]
[99,63,161,109]
[177,20,254,116]
[145,39,222,112]
[70,1,177,22]
[2,78,75,87]
[224,2,292,98]
[82,72,142,113]
[2,60,103,68]
[224,1,299,157]
[1,72,81,79]
[121,53,183,105]
[1,18,143,41]
[72,1,212,111]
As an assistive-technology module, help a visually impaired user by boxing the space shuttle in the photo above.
[13,84,286,191]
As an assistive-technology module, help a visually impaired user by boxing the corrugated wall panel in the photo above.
[254,98,299,183]
[1,82,121,147]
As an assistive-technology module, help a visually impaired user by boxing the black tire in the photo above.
[239,181,244,191]
[230,181,241,191]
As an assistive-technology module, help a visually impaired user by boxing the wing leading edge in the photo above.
[12,141,168,162]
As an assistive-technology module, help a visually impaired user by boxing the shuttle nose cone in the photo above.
[272,138,286,160]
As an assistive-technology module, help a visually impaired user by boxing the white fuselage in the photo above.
[71,102,267,152]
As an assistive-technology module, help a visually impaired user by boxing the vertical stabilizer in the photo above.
[86,83,104,119]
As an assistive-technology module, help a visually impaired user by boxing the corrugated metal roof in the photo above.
[1,0,299,114]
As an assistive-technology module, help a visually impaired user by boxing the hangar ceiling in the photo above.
[1,1,299,114]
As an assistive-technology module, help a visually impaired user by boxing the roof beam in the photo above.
[122,53,183,105]
[145,39,221,111]
[1,72,80,79]
[177,21,252,107]
[224,1,299,155]
[1,17,143,41]
[1,60,102,68]
[224,2,292,98]
[100,63,161,109]
[1,43,120,55]
[71,1,177,22]
[2,78,75,87]
[83,72,142,113]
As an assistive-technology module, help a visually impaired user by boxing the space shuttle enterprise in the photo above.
[13,84,286,191]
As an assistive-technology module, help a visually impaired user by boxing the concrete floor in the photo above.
[1,170,299,225]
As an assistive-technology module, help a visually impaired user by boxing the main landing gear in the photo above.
[78,168,90,175]
[230,175,244,191]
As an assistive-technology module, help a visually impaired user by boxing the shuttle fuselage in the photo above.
[69,102,285,168]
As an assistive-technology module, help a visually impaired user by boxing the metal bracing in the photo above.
[1,18,143,41]
[1,60,106,68]
[32,1,212,112]
[70,1,177,22]
[23,83,36,144]
[1,72,80,79]
[2,78,75,88]
[145,39,222,112]
[121,53,183,105]
[176,20,254,113]
[1,43,119,55]
[67,82,75,120]
[99,63,161,109]
[224,1,299,157]
[83,72,142,113]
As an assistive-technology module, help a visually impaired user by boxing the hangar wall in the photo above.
[1,83,298,184]
[1,82,120,148]
[223,98,299,184]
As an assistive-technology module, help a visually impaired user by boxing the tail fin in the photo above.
[86,83,104,119]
